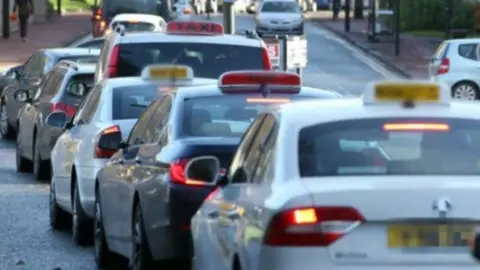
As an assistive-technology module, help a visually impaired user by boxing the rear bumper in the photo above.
[147,222,193,261]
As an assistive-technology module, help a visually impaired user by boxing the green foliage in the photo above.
[398,0,475,32]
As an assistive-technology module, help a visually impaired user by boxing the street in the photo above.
[0,14,402,270]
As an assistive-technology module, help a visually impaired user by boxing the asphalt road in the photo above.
[0,14,402,270]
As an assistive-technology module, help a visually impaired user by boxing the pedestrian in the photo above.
[332,0,340,20]
[12,0,34,42]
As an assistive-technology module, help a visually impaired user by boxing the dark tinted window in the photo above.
[112,21,156,32]
[77,39,105,49]
[262,1,300,12]
[182,94,312,137]
[458,43,479,60]
[117,42,263,79]
[111,85,160,120]
[63,74,93,98]
[59,55,99,64]
[298,118,480,176]
[103,0,166,19]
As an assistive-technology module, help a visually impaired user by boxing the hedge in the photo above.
[379,0,475,32]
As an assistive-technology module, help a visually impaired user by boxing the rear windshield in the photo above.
[103,0,166,19]
[117,42,263,79]
[262,1,300,12]
[112,21,156,32]
[298,118,480,176]
[182,94,313,137]
[111,85,159,119]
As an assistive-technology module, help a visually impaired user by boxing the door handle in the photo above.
[207,209,219,218]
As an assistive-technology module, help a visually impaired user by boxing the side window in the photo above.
[144,96,173,144]
[30,54,48,78]
[31,71,53,100]
[43,69,66,97]
[458,43,478,60]
[127,99,161,146]
[251,120,278,184]
[242,114,276,182]
[228,115,266,182]
[22,53,39,76]
[73,89,95,123]
[76,85,102,124]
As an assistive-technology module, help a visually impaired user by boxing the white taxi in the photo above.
[47,64,215,246]
[191,80,480,270]
[103,13,166,35]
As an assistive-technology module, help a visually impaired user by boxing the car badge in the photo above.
[432,198,451,218]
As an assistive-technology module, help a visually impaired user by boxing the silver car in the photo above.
[430,38,480,100]
[255,0,304,36]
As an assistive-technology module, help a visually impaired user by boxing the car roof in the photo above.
[111,13,165,23]
[276,98,480,130]
[446,38,480,44]
[112,32,264,47]
[43,48,101,57]
[99,76,217,89]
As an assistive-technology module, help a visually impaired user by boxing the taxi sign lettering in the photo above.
[149,67,188,79]
[167,21,223,34]
[374,83,440,101]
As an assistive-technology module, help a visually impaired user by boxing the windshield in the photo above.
[111,21,156,32]
[262,1,300,12]
[103,0,166,19]
[298,118,480,176]
[182,94,314,137]
[117,42,263,79]
[112,85,159,119]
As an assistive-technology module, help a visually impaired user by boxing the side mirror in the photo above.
[185,156,220,186]
[45,111,68,129]
[13,89,31,102]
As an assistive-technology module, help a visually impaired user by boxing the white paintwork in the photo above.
[255,0,303,33]
[108,13,166,33]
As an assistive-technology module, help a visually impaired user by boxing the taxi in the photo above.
[94,20,274,84]
[46,64,216,247]
[102,13,166,36]
[93,70,339,269]
[191,80,480,270]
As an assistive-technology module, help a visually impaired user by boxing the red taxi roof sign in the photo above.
[219,71,301,93]
[166,21,223,35]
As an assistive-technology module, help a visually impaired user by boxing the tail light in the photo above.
[170,158,208,186]
[94,125,122,159]
[106,45,120,78]
[93,7,102,20]
[51,102,76,118]
[262,47,272,70]
[263,206,364,246]
[437,58,449,75]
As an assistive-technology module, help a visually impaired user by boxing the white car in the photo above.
[47,64,216,246]
[104,13,166,35]
[255,0,304,36]
[172,0,194,19]
[430,38,480,100]
[192,80,480,270]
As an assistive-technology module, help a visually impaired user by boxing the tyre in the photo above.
[130,202,155,270]
[72,181,93,246]
[0,99,14,139]
[33,133,50,181]
[15,130,32,172]
[49,178,71,230]
[452,82,480,100]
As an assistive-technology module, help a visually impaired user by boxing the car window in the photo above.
[31,71,53,100]
[111,84,161,120]
[73,89,95,125]
[298,118,480,177]
[41,69,66,97]
[458,43,479,60]
[251,116,278,183]
[111,21,156,32]
[127,99,161,145]
[144,95,172,144]
[261,1,300,12]
[77,39,105,49]
[76,85,102,124]
[64,74,93,98]
[103,0,165,19]
[116,42,264,79]
[21,54,38,76]
[434,41,449,59]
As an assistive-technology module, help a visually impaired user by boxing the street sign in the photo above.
[286,36,307,69]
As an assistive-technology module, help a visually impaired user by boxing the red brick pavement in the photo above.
[0,13,92,68]
[307,11,439,79]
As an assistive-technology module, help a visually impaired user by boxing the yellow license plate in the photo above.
[149,68,187,79]
[375,83,440,101]
[387,224,474,248]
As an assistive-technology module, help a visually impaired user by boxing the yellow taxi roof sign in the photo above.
[141,64,194,86]
[363,80,451,106]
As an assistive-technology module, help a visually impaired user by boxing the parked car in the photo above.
[0,65,24,95]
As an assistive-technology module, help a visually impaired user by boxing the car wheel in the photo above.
[33,134,50,181]
[0,99,14,139]
[452,82,480,100]
[15,130,32,172]
[72,181,93,246]
[49,178,71,230]
[131,202,155,270]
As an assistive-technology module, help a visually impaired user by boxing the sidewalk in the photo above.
[306,11,439,79]
[0,12,91,70]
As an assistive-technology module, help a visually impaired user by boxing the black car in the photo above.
[0,48,100,139]
[15,61,95,180]
[93,71,340,269]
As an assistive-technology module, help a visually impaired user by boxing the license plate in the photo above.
[374,83,440,102]
[387,224,474,248]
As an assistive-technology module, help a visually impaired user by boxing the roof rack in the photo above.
[57,60,79,71]
[235,29,261,40]
[114,24,126,36]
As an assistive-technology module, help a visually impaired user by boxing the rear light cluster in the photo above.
[51,102,76,118]
[94,125,122,159]
[263,206,364,246]
[106,45,120,78]
[437,58,449,75]
[262,48,272,70]
[169,158,225,186]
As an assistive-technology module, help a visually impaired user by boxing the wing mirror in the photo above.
[13,89,31,102]
[185,156,221,186]
[45,111,68,129]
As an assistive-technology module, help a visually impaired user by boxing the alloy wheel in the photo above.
[453,84,478,100]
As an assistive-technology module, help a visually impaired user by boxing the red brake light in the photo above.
[166,21,223,35]
[170,159,209,186]
[106,45,120,78]
[94,125,121,159]
[383,122,450,132]
[96,8,102,15]
[219,71,301,93]
[263,206,364,246]
[437,58,449,75]
[262,47,273,70]
[51,102,76,118]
